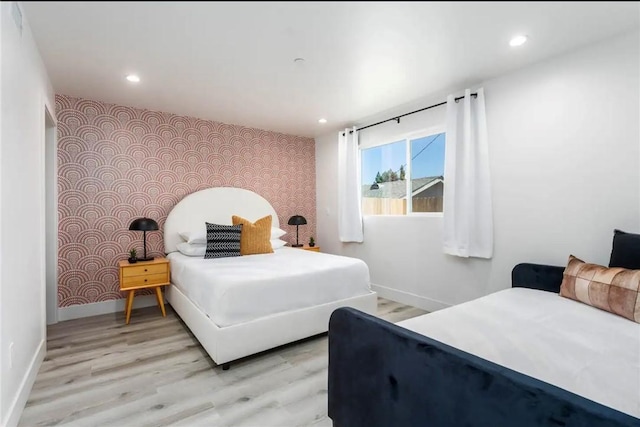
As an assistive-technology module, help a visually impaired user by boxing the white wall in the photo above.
[0,2,55,426]
[316,31,640,311]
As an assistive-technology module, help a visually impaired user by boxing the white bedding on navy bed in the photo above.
[167,247,372,328]
[398,287,640,417]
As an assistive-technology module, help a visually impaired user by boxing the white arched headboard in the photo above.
[164,187,280,253]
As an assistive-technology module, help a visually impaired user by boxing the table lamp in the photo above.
[287,215,307,247]
[129,217,159,261]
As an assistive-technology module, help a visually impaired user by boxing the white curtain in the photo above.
[338,127,364,242]
[443,88,493,258]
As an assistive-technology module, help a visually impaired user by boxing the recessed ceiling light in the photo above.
[318,118,327,124]
[126,74,140,83]
[509,35,528,47]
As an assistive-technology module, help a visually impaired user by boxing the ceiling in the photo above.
[23,1,639,138]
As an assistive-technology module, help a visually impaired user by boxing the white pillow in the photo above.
[270,239,287,250]
[181,226,285,243]
[179,230,207,245]
[176,242,206,257]
[271,227,286,239]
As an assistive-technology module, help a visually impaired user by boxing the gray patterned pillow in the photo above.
[204,223,243,259]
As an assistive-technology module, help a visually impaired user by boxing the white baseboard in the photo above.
[57,295,159,321]
[371,283,450,313]
[4,339,45,427]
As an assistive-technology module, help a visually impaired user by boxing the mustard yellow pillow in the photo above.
[231,215,273,255]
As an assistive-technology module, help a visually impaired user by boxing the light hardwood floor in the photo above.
[20,299,426,427]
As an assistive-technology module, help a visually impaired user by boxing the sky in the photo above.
[361,133,445,185]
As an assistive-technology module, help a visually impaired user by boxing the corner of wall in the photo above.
[2,339,45,427]
[314,130,342,256]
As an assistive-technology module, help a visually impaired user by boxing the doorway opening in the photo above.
[45,107,57,324]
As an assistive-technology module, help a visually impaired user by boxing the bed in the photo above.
[327,263,640,427]
[163,187,377,369]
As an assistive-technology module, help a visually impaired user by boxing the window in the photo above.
[361,132,445,215]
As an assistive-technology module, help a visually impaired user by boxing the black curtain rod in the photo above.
[343,93,477,136]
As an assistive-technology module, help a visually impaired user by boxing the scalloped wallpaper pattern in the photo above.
[57,95,316,307]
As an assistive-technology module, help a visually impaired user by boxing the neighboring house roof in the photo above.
[362,176,443,199]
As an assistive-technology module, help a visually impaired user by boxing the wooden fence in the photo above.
[412,197,443,213]
[362,197,443,215]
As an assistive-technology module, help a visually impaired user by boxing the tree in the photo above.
[375,168,402,183]
[399,165,406,181]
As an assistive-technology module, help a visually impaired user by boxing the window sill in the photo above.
[363,212,443,218]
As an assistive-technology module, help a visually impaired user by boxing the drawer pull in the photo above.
[144,279,148,282]
[144,269,148,272]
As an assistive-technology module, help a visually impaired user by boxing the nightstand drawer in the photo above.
[122,263,167,277]
[121,272,168,289]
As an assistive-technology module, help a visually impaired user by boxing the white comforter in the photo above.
[167,248,371,327]
[398,287,640,417]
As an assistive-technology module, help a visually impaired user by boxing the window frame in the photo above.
[360,126,445,218]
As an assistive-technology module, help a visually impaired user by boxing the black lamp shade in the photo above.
[287,215,307,226]
[287,215,307,247]
[129,217,159,261]
[129,217,159,231]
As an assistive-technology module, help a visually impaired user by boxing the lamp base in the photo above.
[291,244,303,248]
[137,256,155,261]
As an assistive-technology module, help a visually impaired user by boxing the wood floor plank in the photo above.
[20,298,427,426]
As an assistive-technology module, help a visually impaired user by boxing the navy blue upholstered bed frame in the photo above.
[327,263,640,427]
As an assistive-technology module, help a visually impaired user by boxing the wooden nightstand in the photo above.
[118,258,170,324]
[296,245,320,252]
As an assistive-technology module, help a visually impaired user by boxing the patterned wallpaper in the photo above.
[57,95,316,307]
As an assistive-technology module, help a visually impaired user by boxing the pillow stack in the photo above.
[270,227,287,250]
[176,242,206,257]
[176,215,287,258]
